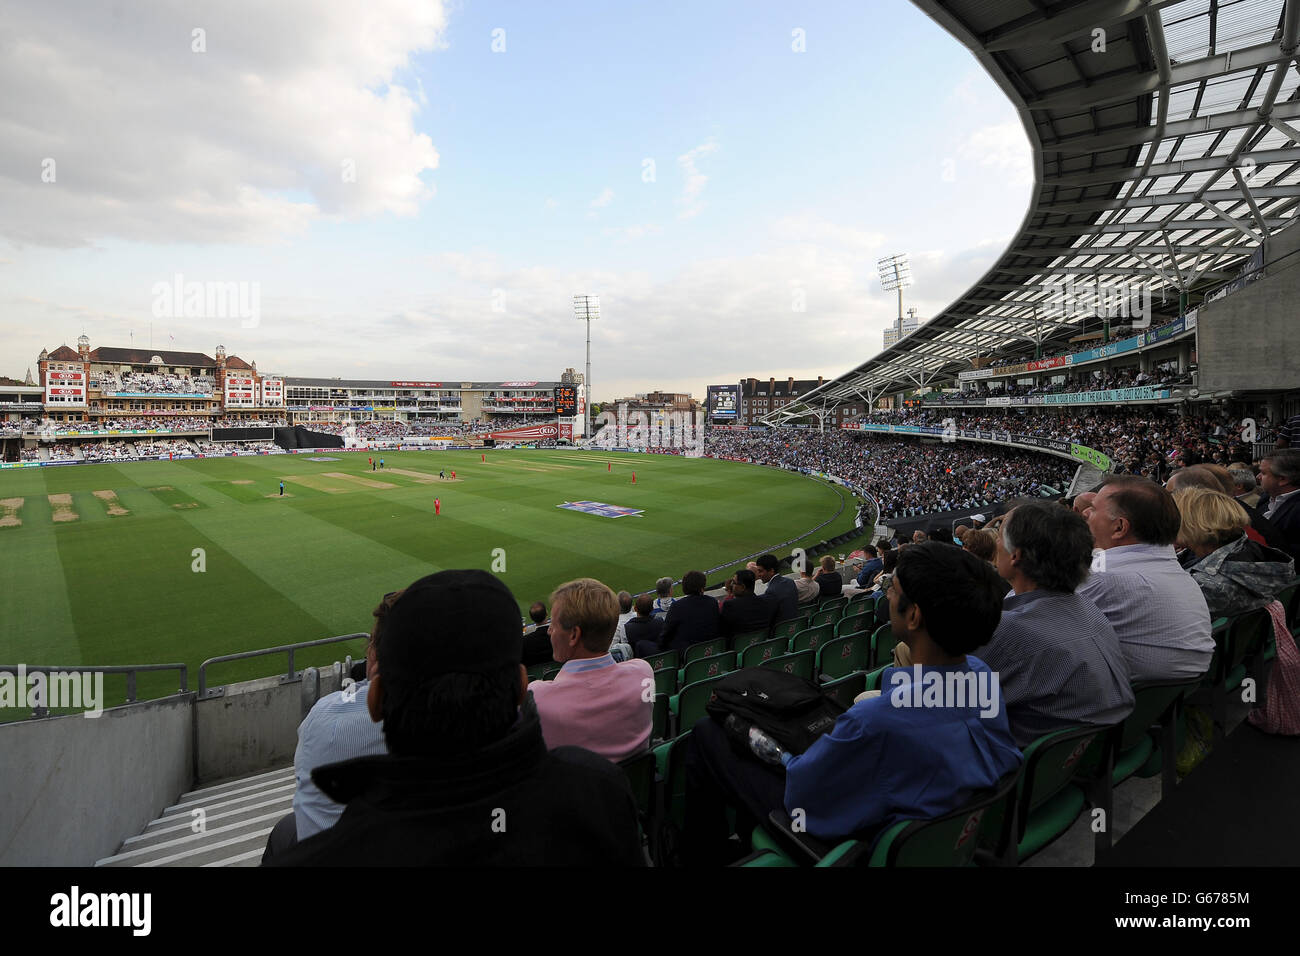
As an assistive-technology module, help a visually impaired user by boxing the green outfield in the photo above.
[0,449,859,707]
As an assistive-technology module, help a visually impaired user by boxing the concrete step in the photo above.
[98,764,294,868]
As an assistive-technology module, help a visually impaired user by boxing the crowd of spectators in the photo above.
[963,364,1191,399]
[197,440,284,455]
[135,439,194,457]
[96,370,215,396]
[705,427,1073,519]
[80,441,135,461]
[47,443,79,460]
[852,406,1260,483]
[212,417,287,428]
[19,448,39,462]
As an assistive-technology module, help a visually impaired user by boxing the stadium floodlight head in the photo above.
[877,253,912,335]
[573,295,600,437]
[877,254,912,293]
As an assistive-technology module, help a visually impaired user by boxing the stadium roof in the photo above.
[89,346,218,367]
[768,0,1300,423]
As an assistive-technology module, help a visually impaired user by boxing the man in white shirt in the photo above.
[1079,476,1214,682]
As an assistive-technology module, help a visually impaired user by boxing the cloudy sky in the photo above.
[0,0,1031,400]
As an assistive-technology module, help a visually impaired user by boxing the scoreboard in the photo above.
[555,385,578,416]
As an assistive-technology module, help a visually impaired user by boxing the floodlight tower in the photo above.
[573,294,600,437]
[877,253,913,343]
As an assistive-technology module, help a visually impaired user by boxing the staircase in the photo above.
[96,766,293,867]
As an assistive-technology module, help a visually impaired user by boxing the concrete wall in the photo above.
[0,694,193,866]
[194,667,345,784]
[1198,224,1300,393]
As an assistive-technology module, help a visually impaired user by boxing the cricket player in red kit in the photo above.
[434,498,441,516]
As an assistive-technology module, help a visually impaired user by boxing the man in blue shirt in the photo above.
[683,542,1022,862]
[854,545,883,588]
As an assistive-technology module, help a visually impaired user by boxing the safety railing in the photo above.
[0,663,188,718]
[197,633,368,700]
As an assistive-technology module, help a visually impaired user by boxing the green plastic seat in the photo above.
[643,648,679,674]
[820,672,866,710]
[981,725,1102,865]
[809,608,840,629]
[870,623,897,668]
[1080,677,1200,858]
[541,665,561,681]
[816,633,870,682]
[525,662,550,682]
[790,623,833,656]
[771,616,809,642]
[731,629,772,656]
[758,649,814,681]
[670,673,728,736]
[740,636,791,669]
[683,638,726,665]
[680,651,736,687]
[836,610,872,638]
[618,748,656,820]
[819,595,849,613]
[651,693,670,742]
[1205,608,1271,738]
[756,770,1019,867]
[653,665,678,697]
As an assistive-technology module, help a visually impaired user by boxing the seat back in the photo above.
[618,749,656,818]
[1225,607,1271,677]
[810,608,840,629]
[870,623,898,668]
[541,665,561,681]
[676,674,729,734]
[651,693,669,742]
[865,770,1021,867]
[732,629,772,656]
[1019,725,1101,822]
[684,638,727,665]
[643,649,679,674]
[1120,678,1200,752]
[525,662,550,682]
[653,665,678,697]
[740,636,791,669]
[790,623,834,656]
[819,596,849,614]
[836,610,873,639]
[758,650,815,681]
[821,672,866,710]
[772,615,809,642]
[681,651,736,686]
[816,633,870,681]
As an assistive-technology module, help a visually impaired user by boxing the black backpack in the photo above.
[705,667,846,756]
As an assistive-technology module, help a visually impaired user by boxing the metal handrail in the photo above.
[0,663,188,718]
[197,633,368,699]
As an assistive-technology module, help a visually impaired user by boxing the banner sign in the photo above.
[224,376,256,407]
[45,370,87,407]
[1071,444,1112,471]
[958,324,1189,381]
[260,379,283,407]
[1043,386,1170,405]
[1146,318,1186,344]
[487,423,560,441]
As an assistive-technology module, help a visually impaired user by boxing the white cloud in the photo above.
[0,0,447,248]
[955,122,1033,186]
[589,187,615,210]
[676,139,719,220]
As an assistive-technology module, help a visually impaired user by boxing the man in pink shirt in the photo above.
[531,578,654,762]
